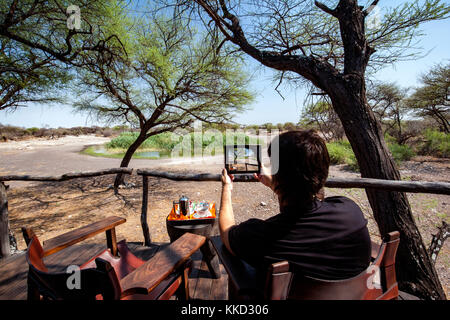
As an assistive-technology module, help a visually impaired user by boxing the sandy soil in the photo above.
[1,135,449,297]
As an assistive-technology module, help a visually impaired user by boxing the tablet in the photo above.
[224,144,261,174]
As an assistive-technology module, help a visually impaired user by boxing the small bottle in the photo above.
[179,195,189,216]
[173,201,180,217]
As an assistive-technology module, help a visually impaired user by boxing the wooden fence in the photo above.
[1,168,449,257]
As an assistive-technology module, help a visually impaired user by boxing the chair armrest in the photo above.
[120,232,206,295]
[210,235,258,295]
[42,216,126,257]
[371,241,381,261]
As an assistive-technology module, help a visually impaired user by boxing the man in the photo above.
[219,130,371,280]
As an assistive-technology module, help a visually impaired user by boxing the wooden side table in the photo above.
[166,217,221,279]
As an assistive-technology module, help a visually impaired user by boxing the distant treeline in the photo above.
[0,124,130,141]
[202,122,300,132]
[0,122,303,142]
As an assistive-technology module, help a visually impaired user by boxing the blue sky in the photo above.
[0,1,449,128]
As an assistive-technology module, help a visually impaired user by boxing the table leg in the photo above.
[200,239,221,279]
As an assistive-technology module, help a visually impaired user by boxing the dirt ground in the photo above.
[1,135,449,297]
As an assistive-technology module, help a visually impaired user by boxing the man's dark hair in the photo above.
[268,129,330,207]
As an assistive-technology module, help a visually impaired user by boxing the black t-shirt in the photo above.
[228,196,371,280]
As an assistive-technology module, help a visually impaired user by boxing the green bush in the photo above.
[147,132,179,150]
[107,132,154,149]
[326,140,359,170]
[327,138,417,170]
[420,129,450,158]
[327,141,352,164]
[33,128,50,137]
[26,127,40,135]
[384,133,398,145]
[168,131,260,156]
[112,125,129,131]
[327,141,352,162]
[106,131,260,153]
[388,142,416,163]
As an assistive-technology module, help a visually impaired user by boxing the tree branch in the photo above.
[193,0,339,91]
[314,1,337,17]
[280,39,332,55]
[364,0,380,16]
[275,71,285,100]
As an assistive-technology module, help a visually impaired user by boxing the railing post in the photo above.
[106,228,118,256]
[0,182,11,258]
[141,175,151,246]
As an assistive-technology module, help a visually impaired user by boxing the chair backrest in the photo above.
[25,234,122,300]
[264,231,400,300]
[370,231,400,300]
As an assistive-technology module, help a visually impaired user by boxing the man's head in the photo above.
[268,129,330,207]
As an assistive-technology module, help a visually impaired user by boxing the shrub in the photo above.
[26,127,40,135]
[33,128,50,137]
[327,141,353,164]
[167,131,260,153]
[146,132,179,150]
[107,132,146,149]
[388,142,416,163]
[112,125,129,132]
[326,140,358,170]
[420,129,450,158]
[0,125,28,140]
[53,128,70,138]
[384,133,397,145]
[106,131,260,154]
[107,132,184,150]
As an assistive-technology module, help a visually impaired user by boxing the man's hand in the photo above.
[253,164,274,190]
[219,168,235,255]
[221,168,234,191]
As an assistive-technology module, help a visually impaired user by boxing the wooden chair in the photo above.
[211,231,400,300]
[22,216,205,300]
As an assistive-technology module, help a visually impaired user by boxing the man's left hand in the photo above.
[221,168,234,190]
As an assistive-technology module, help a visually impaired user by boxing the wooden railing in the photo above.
[1,168,449,257]
[136,170,450,247]
[0,168,133,182]
[136,169,450,195]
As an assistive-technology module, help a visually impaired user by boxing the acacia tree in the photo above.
[181,0,450,299]
[406,63,449,133]
[301,100,344,141]
[74,9,254,190]
[0,0,124,111]
[0,37,70,111]
[367,82,410,143]
[0,0,125,256]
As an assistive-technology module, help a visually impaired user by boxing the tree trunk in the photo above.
[0,182,11,258]
[113,131,148,192]
[328,80,446,300]
[327,1,445,300]
[395,110,403,143]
